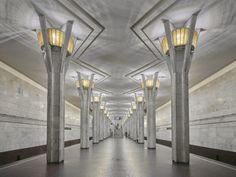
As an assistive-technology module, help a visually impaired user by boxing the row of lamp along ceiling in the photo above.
[37,26,198,117]
[37,26,198,58]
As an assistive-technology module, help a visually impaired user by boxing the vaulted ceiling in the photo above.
[0,0,236,119]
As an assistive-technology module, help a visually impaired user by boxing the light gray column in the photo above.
[80,90,90,148]
[126,117,130,137]
[171,61,189,163]
[104,116,106,138]
[131,115,134,139]
[133,111,138,141]
[124,120,128,137]
[136,110,139,141]
[137,102,144,143]
[107,118,110,137]
[97,107,101,141]
[99,110,104,140]
[162,12,198,163]
[92,101,100,143]
[146,88,156,148]
[105,118,108,138]
[104,116,107,138]
[106,117,108,137]
[129,117,132,138]
[131,116,133,139]
[77,73,94,149]
[106,118,109,137]
[108,119,110,137]
[131,117,133,139]
[47,48,65,163]
[37,15,73,163]
[103,115,106,139]
[142,73,158,149]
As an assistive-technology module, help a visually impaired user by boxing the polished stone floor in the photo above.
[0,138,235,177]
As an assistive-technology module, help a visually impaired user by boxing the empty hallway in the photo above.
[1,0,236,176]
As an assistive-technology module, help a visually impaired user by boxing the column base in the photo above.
[47,160,64,164]
[147,147,156,149]
[172,160,189,165]
[138,142,144,144]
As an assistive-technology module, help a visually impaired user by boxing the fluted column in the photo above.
[142,73,159,149]
[103,115,106,139]
[129,116,132,139]
[137,97,144,144]
[106,118,109,138]
[127,118,130,137]
[99,108,104,140]
[92,97,100,144]
[37,14,73,163]
[129,117,132,138]
[77,73,94,149]
[133,110,138,141]
[162,12,199,163]
[131,115,135,140]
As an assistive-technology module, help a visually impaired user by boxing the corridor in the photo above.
[0,138,235,177]
[1,0,236,176]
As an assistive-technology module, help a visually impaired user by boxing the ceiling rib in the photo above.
[56,0,105,60]
[130,0,177,60]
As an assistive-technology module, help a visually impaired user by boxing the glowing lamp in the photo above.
[76,80,94,89]
[162,27,198,55]
[136,96,144,103]
[104,108,108,114]
[130,109,133,115]
[132,103,136,110]
[38,28,75,56]
[92,96,100,102]
[141,79,160,89]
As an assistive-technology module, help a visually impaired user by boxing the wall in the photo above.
[156,61,236,152]
[0,61,81,152]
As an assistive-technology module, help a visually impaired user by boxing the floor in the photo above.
[0,138,235,177]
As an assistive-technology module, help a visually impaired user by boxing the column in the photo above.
[77,73,94,149]
[105,117,108,138]
[97,103,101,141]
[92,96,100,144]
[99,107,104,141]
[131,115,134,140]
[106,117,109,138]
[129,116,132,138]
[103,115,106,139]
[162,12,199,163]
[124,119,128,137]
[142,73,159,149]
[137,96,144,144]
[106,118,110,137]
[133,110,138,141]
[37,15,73,163]
[146,88,156,148]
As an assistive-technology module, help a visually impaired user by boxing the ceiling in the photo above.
[0,0,236,119]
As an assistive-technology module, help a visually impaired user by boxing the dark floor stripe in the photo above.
[156,138,236,166]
